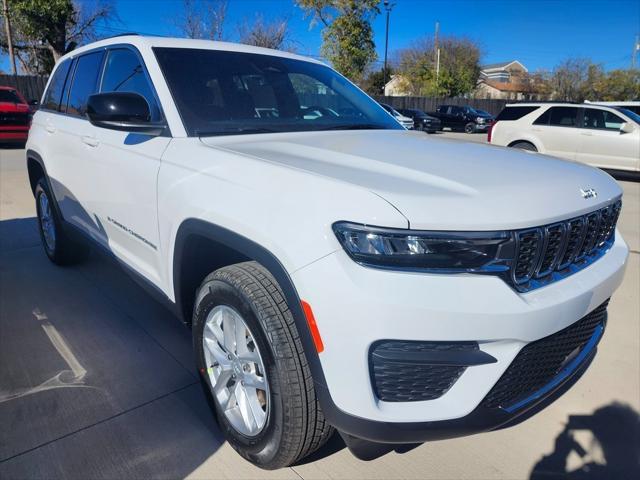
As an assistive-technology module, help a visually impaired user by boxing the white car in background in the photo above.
[379,102,414,129]
[489,103,640,173]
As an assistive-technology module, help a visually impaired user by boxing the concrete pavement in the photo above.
[1,145,638,479]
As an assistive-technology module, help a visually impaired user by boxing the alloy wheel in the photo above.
[202,305,269,437]
[38,191,56,252]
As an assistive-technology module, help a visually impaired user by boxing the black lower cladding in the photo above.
[482,300,609,409]
[369,341,496,402]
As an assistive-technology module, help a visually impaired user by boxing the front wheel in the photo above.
[193,261,333,469]
[464,122,476,134]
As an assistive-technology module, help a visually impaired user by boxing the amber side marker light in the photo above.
[301,300,324,353]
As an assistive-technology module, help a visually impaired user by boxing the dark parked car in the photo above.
[430,105,495,133]
[396,108,441,133]
[0,86,32,144]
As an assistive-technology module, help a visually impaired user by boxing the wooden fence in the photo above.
[372,96,508,116]
[0,74,48,101]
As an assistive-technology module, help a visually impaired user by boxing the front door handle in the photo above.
[580,132,594,136]
[45,125,56,134]
[81,136,99,147]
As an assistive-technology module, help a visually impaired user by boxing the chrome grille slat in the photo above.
[511,200,621,292]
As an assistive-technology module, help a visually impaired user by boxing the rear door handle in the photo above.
[580,132,594,136]
[81,136,99,147]
[45,125,56,134]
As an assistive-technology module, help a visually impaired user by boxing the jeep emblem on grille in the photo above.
[580,188,598,199]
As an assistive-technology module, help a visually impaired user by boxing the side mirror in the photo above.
[620,122,635,134]
[87,92,165,136]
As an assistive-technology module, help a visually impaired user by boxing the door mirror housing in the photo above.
[620,122,635,134]
[87,92,166,136]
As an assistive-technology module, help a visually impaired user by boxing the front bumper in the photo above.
[291,232,628,442]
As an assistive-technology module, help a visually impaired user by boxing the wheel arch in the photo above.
[507,139,540,151]
[172,217,331,387]
[26,149,47,195]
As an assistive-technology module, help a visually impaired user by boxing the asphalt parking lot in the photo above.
[1,141,638,479]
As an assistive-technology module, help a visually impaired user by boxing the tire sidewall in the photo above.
[193,278,286,465]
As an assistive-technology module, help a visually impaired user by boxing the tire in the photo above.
[35,178,89,265]
[464,122,476,134]
[510,141,538,152]
[193,261,333,469]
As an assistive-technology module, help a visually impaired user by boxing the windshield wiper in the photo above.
[196,127,277,137]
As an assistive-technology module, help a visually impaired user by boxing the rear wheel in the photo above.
[193,261,333,469]
[510,141,538,152]
[35,178,88,265]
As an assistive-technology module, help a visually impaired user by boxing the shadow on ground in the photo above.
[530,402,640,479]
[0,217,224,479]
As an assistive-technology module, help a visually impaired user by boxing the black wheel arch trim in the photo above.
[172,218,333,395]
[26,149,65,221]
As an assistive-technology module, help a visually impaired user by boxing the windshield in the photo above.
[0,90,21,103]
[616,107,640,124]
[154,48,402,136]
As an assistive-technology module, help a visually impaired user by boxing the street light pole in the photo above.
[383,0,395,95]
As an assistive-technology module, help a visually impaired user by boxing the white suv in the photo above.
[489,102,640,173]
[27,36,629,468]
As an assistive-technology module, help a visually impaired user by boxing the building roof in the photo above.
[480,80,532,93]
[481,60,528,72]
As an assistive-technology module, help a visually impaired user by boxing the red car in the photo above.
[0,86,32,144]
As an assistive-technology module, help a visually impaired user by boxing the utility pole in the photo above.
[2,0,17,75]
[632,35,639,69]
[383,0,395,94]
[434,21,440,88]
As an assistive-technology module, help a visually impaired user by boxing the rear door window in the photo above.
[66,51,105,117]
[42,59,72,111]
[548,107,578,127]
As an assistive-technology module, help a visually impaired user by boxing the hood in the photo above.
[201,130,622,230]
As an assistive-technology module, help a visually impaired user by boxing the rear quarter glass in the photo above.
[496,106,541,121]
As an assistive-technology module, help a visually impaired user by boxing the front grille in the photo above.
[482,301,608,409]
[511,200,621,291]
[0,112,29,126]
[370,341,476,402]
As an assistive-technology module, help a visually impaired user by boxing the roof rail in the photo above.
[102,32,141,39]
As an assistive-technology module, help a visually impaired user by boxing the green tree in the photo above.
[297,0,379,82]
[594,69,640,101]
[1,0,114,74]
[361,66,392,95]
[396,36,481,97]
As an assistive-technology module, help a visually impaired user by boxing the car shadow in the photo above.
[0,217,226,478]
[529,402,640,479]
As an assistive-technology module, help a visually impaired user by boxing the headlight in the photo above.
[476,117,485,123]
[333,222,514,272]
